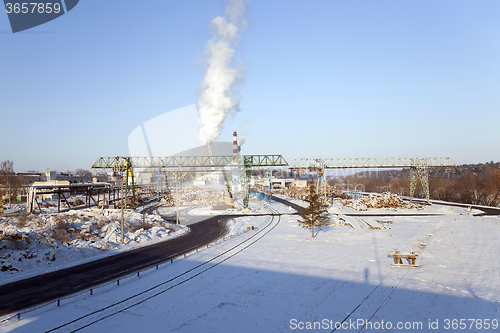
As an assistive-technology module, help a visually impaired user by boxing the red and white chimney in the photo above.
[233,130,238,164]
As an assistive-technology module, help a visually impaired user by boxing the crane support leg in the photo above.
[410,165,430,204]
[417,165,430,204]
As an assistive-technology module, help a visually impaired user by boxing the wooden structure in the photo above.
[389,249,419,268]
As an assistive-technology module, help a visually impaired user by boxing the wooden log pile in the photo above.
[274,185,347,202]
[343,192,424,211]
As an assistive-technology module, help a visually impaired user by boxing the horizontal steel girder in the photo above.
[292,157,455,169]
[91,155,289,169]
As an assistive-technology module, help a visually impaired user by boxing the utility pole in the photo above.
[322,161,327,205]
[120,174,124,244]
[316,166,320,195]
[7,171,11,209]
[269,168,272,203]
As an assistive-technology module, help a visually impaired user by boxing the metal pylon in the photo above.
[410,159,430,204]
[123,158,136,209]
[241,156,252,208]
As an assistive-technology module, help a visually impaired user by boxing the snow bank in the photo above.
[0,209,188,286]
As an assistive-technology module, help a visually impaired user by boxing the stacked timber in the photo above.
[343,192,424,211]
[274,185,346,201]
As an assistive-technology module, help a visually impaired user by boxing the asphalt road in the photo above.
[0,215,231,317]
[406,197,500,216]
[263,195,306,214]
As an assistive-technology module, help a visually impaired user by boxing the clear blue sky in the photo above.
[1,1,499,172]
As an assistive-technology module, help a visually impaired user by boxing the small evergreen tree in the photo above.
[298,182,330,238]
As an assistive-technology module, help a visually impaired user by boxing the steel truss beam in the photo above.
[291,157,455,204]
[92,155,288,170]
[292,157,455,169]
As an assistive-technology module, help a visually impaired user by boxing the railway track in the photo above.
[41,203,281,332]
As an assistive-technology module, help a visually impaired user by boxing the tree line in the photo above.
[330,161,500,207]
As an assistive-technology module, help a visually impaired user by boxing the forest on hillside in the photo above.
[332,161,500,206]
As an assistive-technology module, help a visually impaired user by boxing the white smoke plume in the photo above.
[197,0,246,145]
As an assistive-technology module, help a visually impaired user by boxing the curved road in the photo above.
[0,214,230,317]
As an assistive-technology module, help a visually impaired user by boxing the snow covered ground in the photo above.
[0,204,189,286]
[2,196,499,332]
[0,196,287,287]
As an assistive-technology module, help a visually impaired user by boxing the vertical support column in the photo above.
[410,159,430,204]
[417,165,430,204]
[120,174,124,244]
[316,168,320,194]
[269,168,272,203]
[124,160,129,209]
[242,156,252,208]
[322,162,327,204]
[130,164,136,209]
[409,167,417,202]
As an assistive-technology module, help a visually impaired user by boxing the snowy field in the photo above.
[0,204,189,286]
[1,197,499,332]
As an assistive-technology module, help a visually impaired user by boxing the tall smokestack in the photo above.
[233,130,238,164]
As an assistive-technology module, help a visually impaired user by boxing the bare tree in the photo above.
[0,160,14,207]
[74,169,92,177]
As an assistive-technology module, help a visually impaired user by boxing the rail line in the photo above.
[44,203,281,333]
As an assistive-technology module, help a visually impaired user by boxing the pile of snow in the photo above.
[343,192,424,211]
[0,209,188,285]
[181,195,296,216]
[1,202,27,215]
[162,187,233,206]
